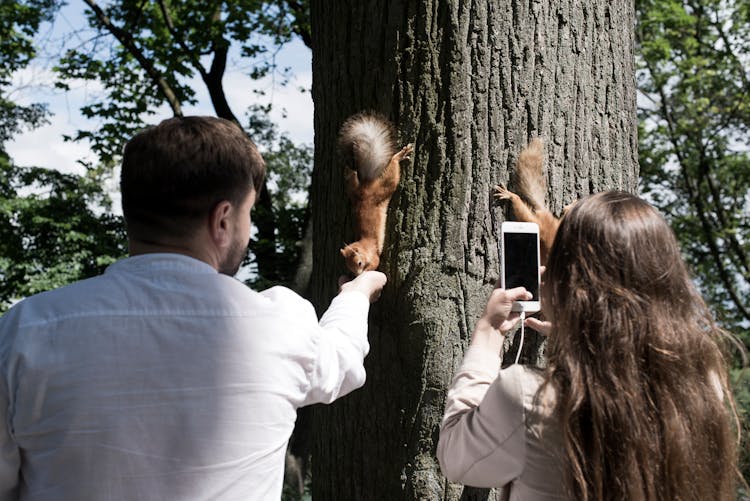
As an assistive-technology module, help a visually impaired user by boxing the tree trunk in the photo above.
[308,0,638,499]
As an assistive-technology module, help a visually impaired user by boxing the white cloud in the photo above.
[5,110,95,176]
[6,63,106,175]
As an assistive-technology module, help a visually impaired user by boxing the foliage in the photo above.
[54,0,310,163]
[636,0,750,343]
[0,0,129,312]
[0,152,126,312]
[3,0,314,300]
[0,0,57,144]
[51,0,312,290]
[243,105,312,290]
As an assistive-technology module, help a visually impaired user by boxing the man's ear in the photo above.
[208,200,233,249]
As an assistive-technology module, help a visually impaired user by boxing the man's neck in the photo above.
[128,239,220,271]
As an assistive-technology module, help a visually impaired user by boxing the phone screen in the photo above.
[503,232,539,300]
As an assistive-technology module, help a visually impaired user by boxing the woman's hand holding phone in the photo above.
[481,286,534,333]
[471,286,533,354]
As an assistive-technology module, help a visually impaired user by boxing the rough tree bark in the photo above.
[308,0,638,499]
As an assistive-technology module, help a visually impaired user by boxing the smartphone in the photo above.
[500,221,541,313]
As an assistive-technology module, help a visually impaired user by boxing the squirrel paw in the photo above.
[493,183,515,201]
[393,143,414,162]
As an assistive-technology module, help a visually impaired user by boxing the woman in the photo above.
[437,191,737,500]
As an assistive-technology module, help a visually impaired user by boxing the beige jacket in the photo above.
[438,345,564,500]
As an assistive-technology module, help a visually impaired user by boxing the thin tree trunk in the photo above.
[309,0,638,499]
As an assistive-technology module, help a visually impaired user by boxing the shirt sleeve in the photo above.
[437,345,526,488]
[302,290,371,406]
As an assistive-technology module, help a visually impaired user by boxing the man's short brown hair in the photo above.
[121,116,265,239]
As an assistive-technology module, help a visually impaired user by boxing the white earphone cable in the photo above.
[514,311,526,365]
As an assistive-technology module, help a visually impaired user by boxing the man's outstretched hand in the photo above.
[339,271,387,303]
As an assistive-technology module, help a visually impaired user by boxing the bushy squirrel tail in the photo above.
[515,138,546,211]
[338,112,397,182]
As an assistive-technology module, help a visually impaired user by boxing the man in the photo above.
[0,116,386,500]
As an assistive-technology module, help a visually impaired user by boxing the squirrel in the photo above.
[493,138,561,265]
[338,112,414,275]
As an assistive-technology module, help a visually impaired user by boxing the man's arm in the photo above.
[302,271,386,405]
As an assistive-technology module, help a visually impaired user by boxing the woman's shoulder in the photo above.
[489,364,559,442]
[488,365,547,413]
[513,365,559,442]
[496,364,546,394]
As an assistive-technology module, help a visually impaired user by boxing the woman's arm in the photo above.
[437,287,531,487]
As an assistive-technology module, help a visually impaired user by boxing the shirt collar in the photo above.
[105,253,219,276]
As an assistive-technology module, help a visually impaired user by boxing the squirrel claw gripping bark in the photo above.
[395,143,414,162]
[493,183,513,201]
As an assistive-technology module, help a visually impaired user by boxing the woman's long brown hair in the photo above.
[542,191,737,501]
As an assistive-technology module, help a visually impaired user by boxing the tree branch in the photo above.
[286,0,312,49]
[82,0,183,117]
[155,0,239,126]
[155,0,208,80]
[155,1,240,128]
[201,43,239,126]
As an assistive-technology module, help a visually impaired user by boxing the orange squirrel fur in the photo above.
[338,113,413,275]
[494,138,560,265]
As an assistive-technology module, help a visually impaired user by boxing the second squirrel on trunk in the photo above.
[338,113,413,275]
[494,138,561,265]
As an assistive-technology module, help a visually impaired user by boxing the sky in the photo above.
[5,2,315,178]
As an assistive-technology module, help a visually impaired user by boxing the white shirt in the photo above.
[0,254,372,500]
